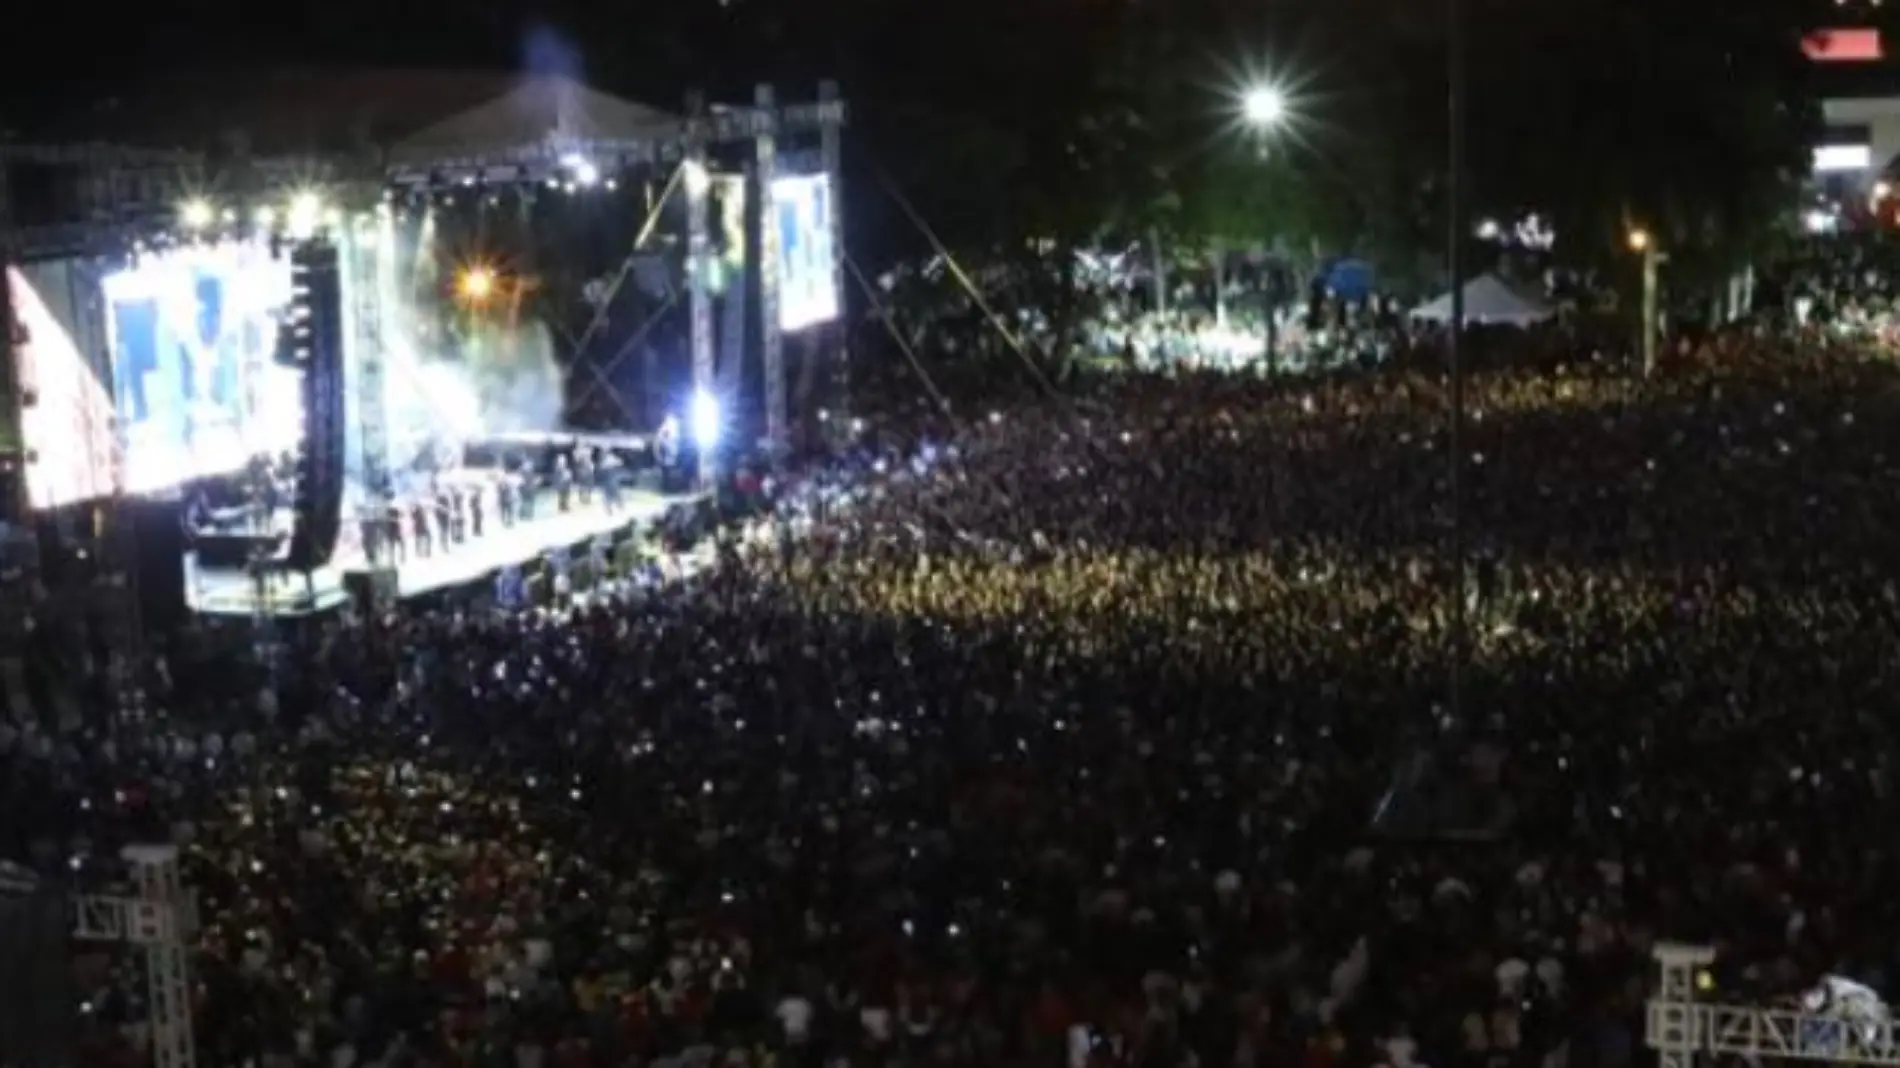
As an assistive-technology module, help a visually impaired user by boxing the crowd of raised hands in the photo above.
[4,333,1899,1068]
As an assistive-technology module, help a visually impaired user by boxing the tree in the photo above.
[574,0,1824,300]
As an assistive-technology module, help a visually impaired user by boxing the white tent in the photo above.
[1411,274,1553,326]
[389,75,677,165]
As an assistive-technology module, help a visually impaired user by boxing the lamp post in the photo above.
[1241,83,1289,374]
[1446,0,1468,727]
[1627,228,1662,377]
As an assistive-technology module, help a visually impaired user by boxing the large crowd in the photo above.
[4,323,1900,1068]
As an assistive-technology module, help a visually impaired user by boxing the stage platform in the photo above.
[187,488,706,618]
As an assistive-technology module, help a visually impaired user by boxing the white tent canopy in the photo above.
[389,75,677,165]
[1412,274,1553,326]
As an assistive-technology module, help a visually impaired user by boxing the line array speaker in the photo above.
[284,240,345,573]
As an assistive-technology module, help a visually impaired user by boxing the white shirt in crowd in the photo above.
[777,995,814,1043]
[860,1005,893,1043]
[1496,957,1531,999]
[1068,1024,1094,1068]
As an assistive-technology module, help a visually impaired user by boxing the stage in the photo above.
[186,487,706,618]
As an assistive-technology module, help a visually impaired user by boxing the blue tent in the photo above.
[1321,258,1376,301]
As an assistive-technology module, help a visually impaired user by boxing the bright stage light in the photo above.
[286,191,325,239]
[457,265,497,302]
[179,198,215,230]
[682,160,712,199]
[689,389,722,451]
[1813,144,1872,173]
[561,152,600,187]
[1242,84,1288,128]
[254,206,276,229]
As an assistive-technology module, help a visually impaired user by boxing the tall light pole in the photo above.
[1446,0,1468,726]
[1628,227,1662,377]
[1242,83,1289,374]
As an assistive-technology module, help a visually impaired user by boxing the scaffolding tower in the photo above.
[1647,943,1900,1066]
[72,844,197,1068]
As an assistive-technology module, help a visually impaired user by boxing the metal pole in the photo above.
[1641,243,1658,377]
[819,80,849,422]
[1264,271,1279,376]
[1446,0,1468,723]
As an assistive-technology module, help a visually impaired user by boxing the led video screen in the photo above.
[771,174,840,332]
[102,242,303,494]
[8,265,120,509]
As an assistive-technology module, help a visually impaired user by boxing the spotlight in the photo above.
[286,191,325,239]
[457,265,497,302]
[561,152,600,187]
[682,160,712,199]
[1241,84,1288,128]
[179,198,214,230]
[689,390,721,451]
[254,206,277,229]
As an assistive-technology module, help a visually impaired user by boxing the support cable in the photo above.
[866,161,1068,401]
[843,253,957,424]
[573,161,688,361]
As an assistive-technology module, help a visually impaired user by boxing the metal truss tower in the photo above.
[347,210,391,503]
[344,207,395,606]
[72,845,196,1068]
[1648,943,1900,1067]
[684,96,716,489]
[754,83,785,453]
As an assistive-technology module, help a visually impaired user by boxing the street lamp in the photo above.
[1242,85,1287,129]
[1627,227,1663,377]
[1240,82,1291,374]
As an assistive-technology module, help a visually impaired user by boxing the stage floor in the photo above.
[188,488,704,618]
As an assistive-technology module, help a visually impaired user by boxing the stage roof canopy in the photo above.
[389,76,679,165]
[36,69,681,160]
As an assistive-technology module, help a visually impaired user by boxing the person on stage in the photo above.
[358,504,383,567]
[385,498,407,564]
[449,487,468,544]
[411,500,432,558]
[575,448,596,507]
[554,456,574,513]
[655,415,681,469]
[518,469,538,523]
[600,450,623,515]
[497,472,516,528]
[470,482,486,539]
[433,489,454,548]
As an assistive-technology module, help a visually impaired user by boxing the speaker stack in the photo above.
[281,240,346,574]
